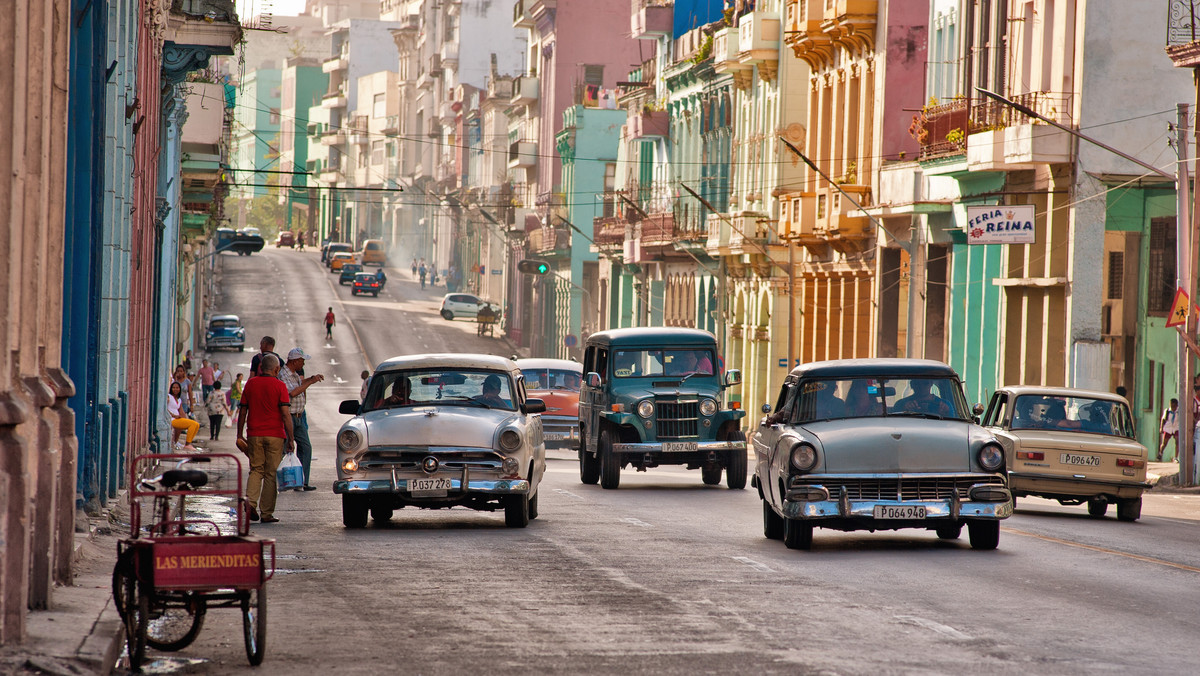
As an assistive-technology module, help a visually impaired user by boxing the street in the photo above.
[131,247,1200,675]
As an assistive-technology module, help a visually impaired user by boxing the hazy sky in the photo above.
[237,0,306,18]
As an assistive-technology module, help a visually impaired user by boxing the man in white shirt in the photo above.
[279,348,324,491]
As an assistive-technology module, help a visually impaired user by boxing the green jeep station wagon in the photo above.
[579,328,747,489]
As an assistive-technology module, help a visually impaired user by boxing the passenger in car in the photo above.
[1042,401,1082,430]
[845,380,884,417]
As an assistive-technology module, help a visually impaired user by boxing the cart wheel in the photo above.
[146,593,206,651]
[242,587,267,666]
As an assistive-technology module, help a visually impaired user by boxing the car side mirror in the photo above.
[761,403,771,414]
[973,403,985,416]
[524,398,546,414]
[725,369,742,386]
[585,372,602,388]
[339,399,360,415]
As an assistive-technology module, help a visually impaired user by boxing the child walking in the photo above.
[205,381,231,441]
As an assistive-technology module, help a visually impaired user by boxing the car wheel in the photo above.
[599,428,621,490]
[370,503,393,523]
[238,346,244,352]
[1116,497,1142,522]
[341,495,368,529]
[723,429,747,489]
[351,289,357,296]
[1087,499,1108,518]
[935,523,963,540]
[579,437,599,485]
[967,520,1000,550]
[763,500,785,540]
[441,310,454,320]
[783,518,813,550]
[504,494,530,528]
[373,292,379,297]
[528,491,539,520]
[701,465,722,485]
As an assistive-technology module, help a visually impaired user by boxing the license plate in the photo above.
[873,505,926,519]
[409,477,452,495]
[544,432,566,441]
[1060,453,1101,467]
[662,442,698,453]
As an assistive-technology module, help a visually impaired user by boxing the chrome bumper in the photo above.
[783,499,1012,520]
[612,441,746,453]
[1009,471,1151,490]
[333,477,530,495]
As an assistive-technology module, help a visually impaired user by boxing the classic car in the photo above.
[276,230,295,247]
[351,271,382,296]
[324,243,353,267]
[753,359,1012,551]
[440,293,493,320]
[359,239,387,266]
[334,354,547,528]
[579,328,746,489]
[338,263,363,285]
[329,252,355,272]
[517,358,583,449]
[217,229,264,256]
[983,386,1149,521]
[203,314,245,352]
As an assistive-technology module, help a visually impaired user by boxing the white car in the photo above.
[334,354,547,528]
[440,293,494,320]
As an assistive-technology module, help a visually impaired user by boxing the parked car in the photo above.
[579,328,746,490]
[204,314,246,352]
[359,239,387,266]
[334,354,547,528]
[276,231,295,247]
[351,271,382,296]
[983,386,1149,521]
[220,230,264,256]
[753,359,1012,551]
[325,243,353,267]
[439,293,494,320]
[329,252,355,272]
[517,358,583,449]
[338,263,363,284]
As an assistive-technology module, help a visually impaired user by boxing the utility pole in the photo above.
[1176,104,1194,486]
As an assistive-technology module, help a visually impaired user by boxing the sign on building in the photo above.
[965,205,1036,245]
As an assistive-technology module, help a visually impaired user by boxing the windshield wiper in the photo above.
[890,411,945,420]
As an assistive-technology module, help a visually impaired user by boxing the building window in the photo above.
[371,140,384,165]
[1148,216,1176,316]
[1106,251,1124,300]
[373,93,386,118]
[583,64,604,86]
[269,108,280,125]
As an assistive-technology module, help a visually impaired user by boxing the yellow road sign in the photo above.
[1167,287,1190,328]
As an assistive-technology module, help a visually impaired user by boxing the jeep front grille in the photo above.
[655,399,698,439]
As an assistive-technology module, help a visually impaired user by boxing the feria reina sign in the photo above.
[965,205,1036,244]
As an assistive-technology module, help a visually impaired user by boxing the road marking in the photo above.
[1004,526,1200,573]
[619,517,653,528]
[894,615,972,640]
[730,556,774,573]
[553,488,584,500]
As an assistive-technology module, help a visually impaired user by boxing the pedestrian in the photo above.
[167,381,199,451]
[411,258,417,277]
[1159,398,1179,462]
[360,369,371,400]
[418,262,427,289]
[197,359,215,402]
[236,354,293,524]
[173,365,195,418]
[297,232,305,251]
[213,361,225,389]
[324,307,336,340]
[230,372,244,411]
[279,348,324,491]
[250,336,284,377]
[205,381,231,441]
[182,350,194,373]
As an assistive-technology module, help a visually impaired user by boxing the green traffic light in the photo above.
[537,263,548,274]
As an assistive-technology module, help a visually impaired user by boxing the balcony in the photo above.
[784,0,834,65]
[440,40,459,69]
[513,0,532,27]
[529,226,571,257]
[593,216,627,250]
[705,212,732,255]
[510,75,539,106]
[508,140,537,168]
[821,0,877,51]
[727,212,772,252]
[640,213,674,248]
[712,28,746,73]
[815,184,873,254]
[322,49,348,74]
[487,76,514,100]
[632,0,673,39]
[429,54,443,76]
[912,99,967,160]
[970,91,1074,168]
[382,115,400,135]
[321,86,347,109]
[627,110,669,141]
[737,9,781,77]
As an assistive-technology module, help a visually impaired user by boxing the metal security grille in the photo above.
[791,476,1006,501]
[656,399,698,439]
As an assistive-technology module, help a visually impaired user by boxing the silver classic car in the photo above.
[753,359,1012,550]
[334,354,547,528]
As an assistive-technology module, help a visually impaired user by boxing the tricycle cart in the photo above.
[476,305,497,337]
[113,452,274,670]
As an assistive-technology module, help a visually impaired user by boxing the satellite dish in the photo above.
[177,318,191,343]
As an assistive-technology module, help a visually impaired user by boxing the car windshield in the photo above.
[611,348,715,378]
[1010,395,1134,437]
[521,368,582,392]
[209,319,239,329]
[790,377,971,423]
[363,369,516,412]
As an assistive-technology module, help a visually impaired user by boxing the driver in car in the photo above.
[474,374,508,408]
[380,377,412,408]
[895,380,952,417]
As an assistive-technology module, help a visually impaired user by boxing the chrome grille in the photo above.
[656,399,698,439]
[791,475,1006,501]
[361,448,502,471]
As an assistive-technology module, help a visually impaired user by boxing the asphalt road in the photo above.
[132,247,1200,675]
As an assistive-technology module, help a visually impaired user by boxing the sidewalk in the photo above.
[1148,459,1200,494]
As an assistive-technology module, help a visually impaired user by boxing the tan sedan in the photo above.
[982,386,1149,521]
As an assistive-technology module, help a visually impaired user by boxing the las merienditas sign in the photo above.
[965,205,1036,244]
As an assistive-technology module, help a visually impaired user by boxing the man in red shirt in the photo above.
[236,354,294,523]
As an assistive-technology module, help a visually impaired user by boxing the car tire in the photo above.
[724,429,747,489]
[967,520,1000,550]
[1116,497,1142,522]
[783,518,813,550]
[373,292,378,297]
[504,494,530,528]
[238,346,244,352]
[342,495,368,529]
[599,428,620,490]
[1087,499,1108,518]
[579,438,599,485]
[370,503,393,523]
[528,491,539,520]
[763,500,785,540]
[935,523,963,540]
[351,289,357,296]
[441,310,454,320]
[701,465,722,485]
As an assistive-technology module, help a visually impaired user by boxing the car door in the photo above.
[582,347,608,455]
[755,377,797,506]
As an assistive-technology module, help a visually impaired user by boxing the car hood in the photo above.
[804,417,972,473]
[362,406,516,449]
[528,390,578,418]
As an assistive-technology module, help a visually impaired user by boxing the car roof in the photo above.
[333,252,354,258]
[995,385,1129,403]
[353,271,375,278]
[210,314,240,322]
[586,327,717,347]
[517,358,582,372]
[374,353,518,374]
[444,292,480,299]
[788,358,961,379]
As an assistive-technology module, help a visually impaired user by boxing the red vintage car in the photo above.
[517,358,582,449]
[275,231,295,247]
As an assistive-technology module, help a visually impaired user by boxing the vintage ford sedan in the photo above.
[203,314,245,352]
[517,358,582,450]
[753,359,1012,550]
[983,386,1149,521]
[334,354,547,528]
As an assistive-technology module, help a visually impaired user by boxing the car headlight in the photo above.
[636,400,654,418]
[337,429,361,451]
[790,442,818,472]
[699,398,717,416]
[499,429,521,452]
[978,443,1004,471]
[501,456,520,476]
[341,458,359,472]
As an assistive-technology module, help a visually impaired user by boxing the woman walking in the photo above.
[205,381,231,441]
[230,373,244,412]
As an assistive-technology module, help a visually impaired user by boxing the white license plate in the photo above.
[544,432,566,441]
[1059,453,1101,467]
[662,442,698,453]
[873,505,926,519]
[409,477,453,494]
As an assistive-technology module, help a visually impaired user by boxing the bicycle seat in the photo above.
[161,469,208,490]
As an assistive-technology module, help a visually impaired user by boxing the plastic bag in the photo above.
[223,416,233,428]
[276,452,303,491]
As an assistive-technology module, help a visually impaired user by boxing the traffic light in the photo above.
[517,259,550,275]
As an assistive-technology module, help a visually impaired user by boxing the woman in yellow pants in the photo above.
[168,381,199,450]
